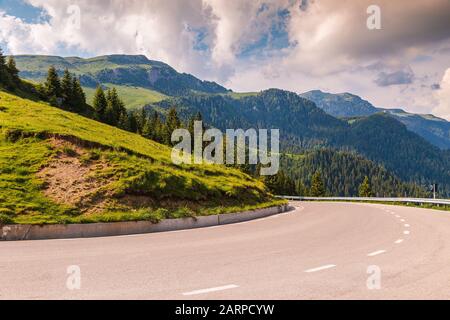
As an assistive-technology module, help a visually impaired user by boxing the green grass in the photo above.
[0,90,283,224]
[0,135,78,224]
[225,92,259,99]
[83,84,168,110]
[13,55,74,73]
[14,55,153,75]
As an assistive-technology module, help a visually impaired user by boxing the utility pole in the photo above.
[432,183,438,199]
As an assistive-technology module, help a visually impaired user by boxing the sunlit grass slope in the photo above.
[83,84,168,110]
[0,91,283,225]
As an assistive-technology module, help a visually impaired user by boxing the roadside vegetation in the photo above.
[0,90,283,225]
[1,47,284,227]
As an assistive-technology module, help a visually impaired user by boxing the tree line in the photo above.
[0,49,23,91]
[91,85,203,146]
[263,169,381,197]
[262,149,427,197]
[36,66,90,114]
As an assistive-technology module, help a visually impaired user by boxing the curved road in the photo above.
[1,202,450,299]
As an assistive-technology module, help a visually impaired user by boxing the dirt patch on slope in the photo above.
[37,138,112,213]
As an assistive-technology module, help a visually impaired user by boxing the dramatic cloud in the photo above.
[1,0,216,76]
[284,0,450,74]
[0,0,449,116]
[433,68,450,120]
[375,70,415,87]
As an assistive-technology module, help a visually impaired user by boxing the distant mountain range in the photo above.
[300,90,378,117]
[300,90,450,150]
[12,54,450,196]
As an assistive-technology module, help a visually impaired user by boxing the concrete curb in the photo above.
[1,204,290,241]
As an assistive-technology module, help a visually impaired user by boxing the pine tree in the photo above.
[118,112,130,131]
[0,48,5,67]
[359,176,373,197]
[136,108,148,134]
[6,56,20,84]
[188,112,203,134]
[127,111,139,133]
[92,86,107,120]
[310,170,326,197]
[141,117,152,138]
[71,76,86,112]
[148,110,163,142]
[0,48,13,89]
[104,103,116,125]
[295,180,307,196]
[44,66,61,105]
[61,69,74,110]
[164,107,181,145]
[105,87,127,126]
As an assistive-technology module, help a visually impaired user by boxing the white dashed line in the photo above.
[400,219,405,222]
[404,230,410,235]
[182,284,239,296]
[395,215,401,218]
[404,224,410,228]
[367,250,386,257]
[305,264,336,273]
[395,239,404,244]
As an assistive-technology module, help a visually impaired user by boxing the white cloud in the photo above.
[433,68,450,120]
[1,0,450,116]
[1,0,214,76]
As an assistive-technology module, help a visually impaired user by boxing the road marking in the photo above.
[367,250,386,257]
[182,284,239,296]
[395,239,404,244]
[395,215,401,218]
[404,224,410,227]
[400,219,405,222]
[404,230,410,235]
[304,264,336,273]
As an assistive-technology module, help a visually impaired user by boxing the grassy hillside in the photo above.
[0,90,282,225]
[83,83,167,110]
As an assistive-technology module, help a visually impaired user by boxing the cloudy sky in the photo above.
[1,0,450,119]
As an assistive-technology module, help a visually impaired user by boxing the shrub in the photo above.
[0,213,13,225]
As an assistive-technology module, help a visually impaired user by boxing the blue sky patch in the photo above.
[238,8,291,59]
[0,0,49,23]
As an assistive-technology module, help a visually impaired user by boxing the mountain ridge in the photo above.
[153,89,450,196]
[13,54,230,96]
[300,89,450,149]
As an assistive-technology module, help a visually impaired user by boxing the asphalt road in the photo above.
[1,202,450,300]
